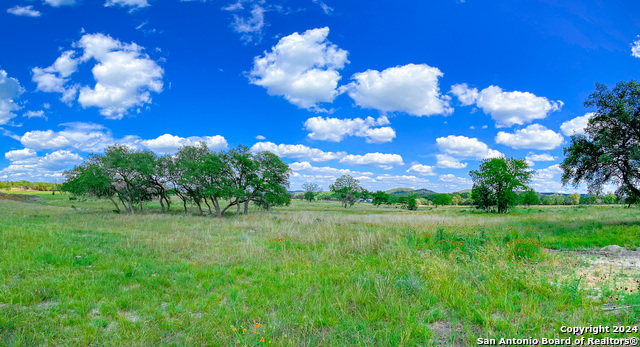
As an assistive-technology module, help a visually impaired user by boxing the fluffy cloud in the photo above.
[560,112,594,136]
[0,149,83,181]
[23,110,47,120]
[255,135,266,140]
[20,122,114,152]
[0,70,24,126]
[224,1,265,44]
[436,154,467,169]
[140,134,228,154]
[342,63,452,116]
[18,122,228,156]
[250,142,346,162]
[249,27,348,110]
[449,83,478,106]
[450,84,563,127]
[339,152,404,170]
[525,153,556,162]
[406,164,436,176]
[7,5,42,17]
[304,115,396,143]
[105,0,150,10]
[436,135,502,160]
[495,124,564,150]
[5,148,37,161]
[289,161,373,176]
[33,33,164,119]
[32,50,79,103]
[632,36,640,59]
[44,0,76,6]
[439,174,472,186]
[530,164,564,193]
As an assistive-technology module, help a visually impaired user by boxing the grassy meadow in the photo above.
[1,192,639,346]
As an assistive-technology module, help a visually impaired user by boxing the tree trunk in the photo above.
[213,198,222,218]
[195,200,204,214]
[128,200,135,215]
[108,197,120,211]
[118,195,129,213]
[236,202,241,216]
[164,197,171,212]
[244,200,249,215]
[203,198,212,215]
[159,198,165,213]
[140,202,144,213]
[183,199,188,213]
[221,200,237,216]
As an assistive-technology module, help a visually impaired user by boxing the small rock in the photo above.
[601,245,626,253]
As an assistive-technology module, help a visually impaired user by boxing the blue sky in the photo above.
[1,0,639,193]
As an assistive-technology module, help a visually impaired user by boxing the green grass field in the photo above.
[1,193,639,345]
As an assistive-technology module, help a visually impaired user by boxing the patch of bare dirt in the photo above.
[428,321,466,346]
[548,246,640,295]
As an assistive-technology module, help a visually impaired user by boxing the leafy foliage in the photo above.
[431,193,452,207]
[520,189,539,206]
[470,157,532,213]
[562,80,640,206]
[329,175,364,208]
[63,144,290,217]
[302,182,320,203]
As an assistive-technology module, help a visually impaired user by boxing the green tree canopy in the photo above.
[520,189,539,206]
[302,182,320,204]
[329,175,364,208]
[470,157,532,213]
[561,80,640,206]
[431,193,452,207]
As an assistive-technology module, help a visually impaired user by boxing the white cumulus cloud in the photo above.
[450,84,563,127]
[33,33,164,119]
[436,154,467,169]
[632,36,640,59]
[7,5,42,17]
[140,134,228,154]
[250,142,346,162]
[289,161,373,176]
[560,112,594,136]
[5,148,37,161]
[0,70,24,126]
[339,152,404,170]
[530,164,564,193]
[406,164,436,176]
[224,2,265,44]
[20,122,114,152]
[249,27,348,110]
[495,124,564,150]
[439,174,472,186]
[342,63,452,116]
[436,135,502,160]
[525,153,556,162]
[23,110,46,120]
[0,149,83,182]
[304,115,395,143]
[105,0,150,10]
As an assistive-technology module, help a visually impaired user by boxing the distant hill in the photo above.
[385,187,437,197]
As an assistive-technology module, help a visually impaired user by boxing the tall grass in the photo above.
[0,197,638,345]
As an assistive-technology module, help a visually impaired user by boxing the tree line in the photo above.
[0,181,59,192]
[62,144,291,217]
